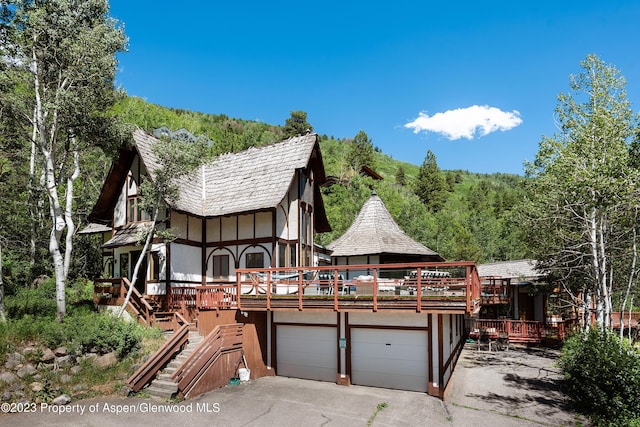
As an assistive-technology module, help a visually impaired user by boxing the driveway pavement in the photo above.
[2,343,587,426]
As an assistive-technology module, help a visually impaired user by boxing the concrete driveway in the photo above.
[3,344,586,426]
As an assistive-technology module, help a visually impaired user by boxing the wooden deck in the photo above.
[94,261,482,318]
[470,318,579,344]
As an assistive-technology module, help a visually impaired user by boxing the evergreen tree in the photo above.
[283,110,312,138]
[347,130,375,172]
[414,150,447,212]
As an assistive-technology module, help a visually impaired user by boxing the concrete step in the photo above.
[146,385,176,399]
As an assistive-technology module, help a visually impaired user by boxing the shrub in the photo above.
[6,279,57,318]
[559,328,640,425]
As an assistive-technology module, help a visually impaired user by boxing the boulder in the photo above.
[30,382,44,392]
[53,347,68,357]
[51,394,71,405]
[41,348,56,363]
[59,374,73,384]
[16,364,37,379]
[70,366,82,375]
[2,391,11,401]
[56,355,74,368]
[94,352,117,369]
[0,371,18,384]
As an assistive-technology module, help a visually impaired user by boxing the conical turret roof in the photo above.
[327,192,441,259]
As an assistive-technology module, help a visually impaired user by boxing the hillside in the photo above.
[114,96,528,263]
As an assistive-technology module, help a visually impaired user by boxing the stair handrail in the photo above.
[172,323,244,397]
[127,323,190,392]
[122,278,156,326]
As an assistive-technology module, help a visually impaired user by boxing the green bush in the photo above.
[559,328,640,425]
[6,279,57,318]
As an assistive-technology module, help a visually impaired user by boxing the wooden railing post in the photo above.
[373,268,378,312]
[236,272,242,310]
[266,270,271,311]
[333,268,339,311]
[416,267,422,313]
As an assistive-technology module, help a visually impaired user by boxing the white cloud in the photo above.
[404,105,522,140]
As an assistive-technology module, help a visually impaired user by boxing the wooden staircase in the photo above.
[146,330,203,399]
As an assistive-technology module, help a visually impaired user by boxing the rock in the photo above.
[119,385,132,397]
[70,365,82,375]
[0,371,18,384]
[94,352,117,369]
[56,355,74,368]
[41,348,56,363]
[59,374,73,384]
[13,391,25,398]
[22,347,38,357]
[53,347,67,357]
[80,353,98,362]
[30,382,44,392]
[72,384,87,392]
[51,394,71,405]
[8,383,24,392]
[2,391,11,401]
[4,352,25,370]
[16,364,37,379]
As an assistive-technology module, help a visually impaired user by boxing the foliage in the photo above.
[414,149,448,212]
[0,0,129,321]
[347,130,376,171]
[282,110,313,138]
[519,54,640,330]
[559,329,640,425]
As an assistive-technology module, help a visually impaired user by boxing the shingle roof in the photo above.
[133,129,321,217]
[477,259,542,281]
[326,193,441,258]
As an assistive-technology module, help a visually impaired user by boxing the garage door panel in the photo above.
[351,329,428,393]
[277,325,337,382]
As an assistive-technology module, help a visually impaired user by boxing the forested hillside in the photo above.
[113,96,529,264]
[0,94,527,292]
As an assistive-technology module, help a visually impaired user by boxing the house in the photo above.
[474,260,577,343]
[86,129,481,399]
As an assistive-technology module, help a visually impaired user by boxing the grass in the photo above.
[367,402,389,426]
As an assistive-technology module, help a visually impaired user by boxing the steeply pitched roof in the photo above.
[477,259,542,282]
[326,193,441,259]
[90,129,330,231]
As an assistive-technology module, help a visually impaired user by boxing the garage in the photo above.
[276,325,337,382]
[350,328,428,392]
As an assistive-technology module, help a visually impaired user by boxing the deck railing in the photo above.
[96,261,482,314]
[235,261,482,314]
[471,318,579,343]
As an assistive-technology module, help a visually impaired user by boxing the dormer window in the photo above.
[128,196,151,223]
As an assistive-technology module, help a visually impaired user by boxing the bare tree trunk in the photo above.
[620,227,637,341]
[28,108,38,279]
[0,241,6,323]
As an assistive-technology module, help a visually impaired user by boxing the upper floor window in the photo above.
[213,254,230,279]
[128,196,151,223]
[246,252,264,269]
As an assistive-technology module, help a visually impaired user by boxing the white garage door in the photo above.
[276,325,337,382]
[351,328,428,392]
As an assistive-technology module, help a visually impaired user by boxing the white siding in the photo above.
[221,216,237,241]
[206,218,221,242]
[255,211,272,238]
[238,214,254,240]
[170,244,201,283]
[188,216,202,242]
[172,213,188,240]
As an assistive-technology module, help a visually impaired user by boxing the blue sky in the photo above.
[108,1,640,175]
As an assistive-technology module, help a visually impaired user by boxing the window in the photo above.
[119,253,129,279]
[213,255,229,279]
[150,252,161,281]
[246,252,264,269]
[127,196,151,223]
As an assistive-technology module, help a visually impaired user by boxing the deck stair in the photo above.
[146,330,203,399]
